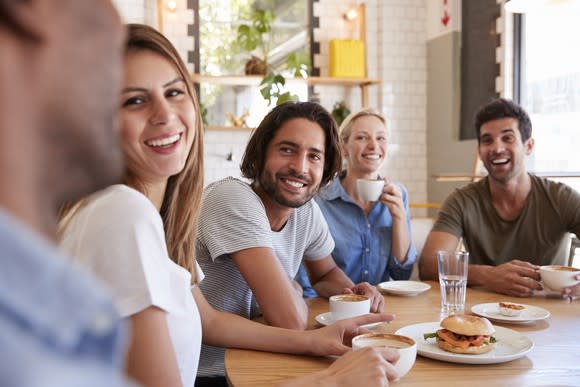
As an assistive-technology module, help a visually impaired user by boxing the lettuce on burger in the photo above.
[423,314,497,355]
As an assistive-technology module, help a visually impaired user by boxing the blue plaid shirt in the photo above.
[296,177,417,298]
[0,210,134,387]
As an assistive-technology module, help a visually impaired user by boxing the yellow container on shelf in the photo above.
[329,39,365,78]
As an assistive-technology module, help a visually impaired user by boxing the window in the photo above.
[516,1,580,191]
[197,0,309,128]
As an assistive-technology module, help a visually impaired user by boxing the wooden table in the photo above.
[225,281,580,386]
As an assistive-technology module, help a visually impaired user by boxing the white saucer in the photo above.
[378,280,431,296]
[314,312,382,328]
[471,303,551,324]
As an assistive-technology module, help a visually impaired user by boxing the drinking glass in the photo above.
[437,251,469,313]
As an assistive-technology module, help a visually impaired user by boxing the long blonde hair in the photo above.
[59,24,203,283]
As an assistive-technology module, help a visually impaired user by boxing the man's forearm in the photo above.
[312,267,355,298]
[467,264,491,287]
[419,255,438,280]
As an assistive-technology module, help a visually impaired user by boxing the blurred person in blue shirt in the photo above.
[0,1,133,385]
[297,108,417,297]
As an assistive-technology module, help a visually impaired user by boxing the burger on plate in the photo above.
[423,314,497,354]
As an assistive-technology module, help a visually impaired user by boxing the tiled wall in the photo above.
[112,1,429,215]
[113,0,193,71]
[314,0,428,215]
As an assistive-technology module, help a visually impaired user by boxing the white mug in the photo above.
[329,294,370,321]
[356,178,385,201]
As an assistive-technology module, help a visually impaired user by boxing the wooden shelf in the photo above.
[191,74,380,87]
[191,74,381,107]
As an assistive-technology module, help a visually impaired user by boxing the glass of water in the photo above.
[437,251,469,313]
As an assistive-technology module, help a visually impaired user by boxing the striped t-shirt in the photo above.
[196,177,334,377]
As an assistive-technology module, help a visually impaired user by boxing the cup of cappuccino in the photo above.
[539,265,580,290]
[329,294,370,321]
[352,333,417,379]
[356,178,385,201]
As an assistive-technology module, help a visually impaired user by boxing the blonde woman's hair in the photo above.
[59,24,203,284]
[338,108,388,145]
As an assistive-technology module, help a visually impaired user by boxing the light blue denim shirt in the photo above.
[0,210,133,387]
[296,177,417,298]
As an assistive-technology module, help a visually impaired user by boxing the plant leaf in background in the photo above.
[286,51,311,78]
[253,9,273,34]
[237,24,260,52]
[276,92,298,105]
[331,101,351,126]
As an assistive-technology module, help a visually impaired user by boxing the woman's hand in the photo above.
[379,179,405,220]
[304,313,396,356]
[344,282,385,312]
[280,345,399,387]
[319,347,399,386]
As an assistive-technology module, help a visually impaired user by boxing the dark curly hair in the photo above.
[475,98,532,143]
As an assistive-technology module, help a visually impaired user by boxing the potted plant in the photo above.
[236,7,311,106]
[236,8,273,75]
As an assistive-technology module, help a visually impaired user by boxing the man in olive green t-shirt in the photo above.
[419,99,580,297]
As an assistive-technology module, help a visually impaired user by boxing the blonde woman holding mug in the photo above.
[297,109,416,297]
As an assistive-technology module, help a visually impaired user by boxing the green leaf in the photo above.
[423,332,437,341]
[286,51,311,78]
[276,92,298,105]
[254,9,273,34]
[236,25,259,51]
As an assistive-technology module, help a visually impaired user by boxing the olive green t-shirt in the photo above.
[433,174,580,266]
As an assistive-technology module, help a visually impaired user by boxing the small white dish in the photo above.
[314,312,382,328]
[378,280,431,296]
[471,303,550,324]
[396,322,534,365]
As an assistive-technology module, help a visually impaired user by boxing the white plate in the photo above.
[314,312,382,328]
[396,322,534,364]
[471,303,550,324]
[378,281,431,296]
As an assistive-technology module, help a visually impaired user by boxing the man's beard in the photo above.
[259,171,318,208]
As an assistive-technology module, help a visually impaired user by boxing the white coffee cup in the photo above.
[329,294,370,321]
[352,333,417,379]
[356,178,385,201]
[539,265,580,290]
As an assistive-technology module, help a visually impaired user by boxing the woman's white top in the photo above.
[60,184,203,387]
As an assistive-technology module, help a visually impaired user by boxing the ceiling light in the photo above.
[167,0,177,12]
[343,7,358,21]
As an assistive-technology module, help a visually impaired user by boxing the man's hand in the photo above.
[344,282,385,312]
[562,274,580,300]
[482,259,542,296]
